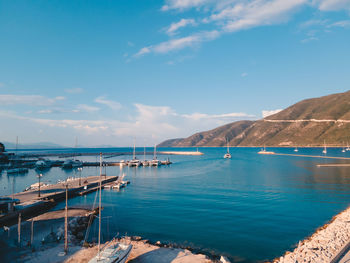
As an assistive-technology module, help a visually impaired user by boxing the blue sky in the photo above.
[0,0,350,147]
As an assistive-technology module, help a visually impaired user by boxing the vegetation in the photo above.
[158,90,350,147]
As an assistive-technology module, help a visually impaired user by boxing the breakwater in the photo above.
[275,206,350,263]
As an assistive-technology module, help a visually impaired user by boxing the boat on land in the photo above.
[89,153,132,263]
[258,146,275,155]
[224,139,231,159]
[149,145,161,166]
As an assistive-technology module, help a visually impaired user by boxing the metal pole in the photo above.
[79,168,82,186]
[31,218,34,246]
[98,152,102,259]
[64,184,68,254]
[18,213,21,247]
[38,174,41,197]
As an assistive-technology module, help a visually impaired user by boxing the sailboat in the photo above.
[346,141,350,151]
[223,139,231,159]
[128,140,141,167]
[89,153,132,263]
[294,146,298,152]
[150,144,161,166]
[142,146,149,166]
[322,140,327,154]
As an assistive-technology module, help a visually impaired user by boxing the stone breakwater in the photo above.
[274,206,350,263]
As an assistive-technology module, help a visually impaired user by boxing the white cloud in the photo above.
[95,96,122,110]
[76,104,100,113]
[328,20,350,27]
[135,30,220,55]
[262,109,283,118]
[64,88,84,94]
[0,94,65,106]
[182,112,255,120]
[314,0,350,11]
[166,18,197,35]
[161,0,209,11]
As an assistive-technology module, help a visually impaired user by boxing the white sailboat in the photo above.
[322,140,327,154]
[142,146,149,167]
[346,141,350,151]
[89,153,132,263]
[150,144,161,166]
[223,139,231,159]
[294,146,298,152]
[128,140,141,167]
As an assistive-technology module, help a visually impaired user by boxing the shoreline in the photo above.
[274,205,350,263]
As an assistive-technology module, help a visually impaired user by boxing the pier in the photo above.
[0,175,118,227]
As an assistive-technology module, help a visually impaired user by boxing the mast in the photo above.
[64,183,68,254]
[144,146,146,161]
[18,213,21,247]
[133,139,136,160]
[98,152,102,259]
[227,139,230,154]
[154,144,156,160]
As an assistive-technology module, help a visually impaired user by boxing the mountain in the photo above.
[158,90,350,147]
[3,142,65,149]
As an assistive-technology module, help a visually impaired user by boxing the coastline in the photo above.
[274,205,350,263]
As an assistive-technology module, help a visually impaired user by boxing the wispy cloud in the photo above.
[166,18,197,35]
[135,30,220,56]
[0,94,65,106]
[314,0,350,11]
[64,87,84,94]
[135,0,350,57]
[262,109,282,118]
[76,104,100,113]
[95,96,122,110]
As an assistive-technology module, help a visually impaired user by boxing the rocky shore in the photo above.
[274,206,350,263]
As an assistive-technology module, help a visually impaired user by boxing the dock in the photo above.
[0,175,118,227]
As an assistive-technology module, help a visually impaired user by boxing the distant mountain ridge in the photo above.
[3,142,65,149]
[158,90,350,147]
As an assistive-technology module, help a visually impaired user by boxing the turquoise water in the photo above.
[2,147,350,262]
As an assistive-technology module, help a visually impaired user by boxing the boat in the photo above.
[89,153,132,263]
[128,141,141,167]
[149,145,161,166]
[35,159,52,169]
[142,146,149,166]
[294,146,298,152]
[62,159,83,169]
[258,146,275,155]
[346,141,350,151]
[223,139,231,159]
[322,140,327,154]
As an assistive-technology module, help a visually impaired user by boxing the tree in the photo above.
[0,142,5,152]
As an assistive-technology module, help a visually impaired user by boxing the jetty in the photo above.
[0,175,118,227]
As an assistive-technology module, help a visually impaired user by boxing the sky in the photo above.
[0,0,350,147]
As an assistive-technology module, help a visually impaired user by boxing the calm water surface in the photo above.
[1,147,350,262]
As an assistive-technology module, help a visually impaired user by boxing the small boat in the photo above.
[258,146,275,155]
[142,146,149,166]
[224,139,231,159]
[149,145,161,166]
[347,141,350,151]
[88,242,132,263]
[294,146,298,152]
[322,140,327,154]
[128,141,141,167]
[35,159,52,169]
[62,159,83,169]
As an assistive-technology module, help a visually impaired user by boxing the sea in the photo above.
[1,147,350,262]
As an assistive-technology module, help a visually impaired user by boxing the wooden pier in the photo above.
[0,175,118,227]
